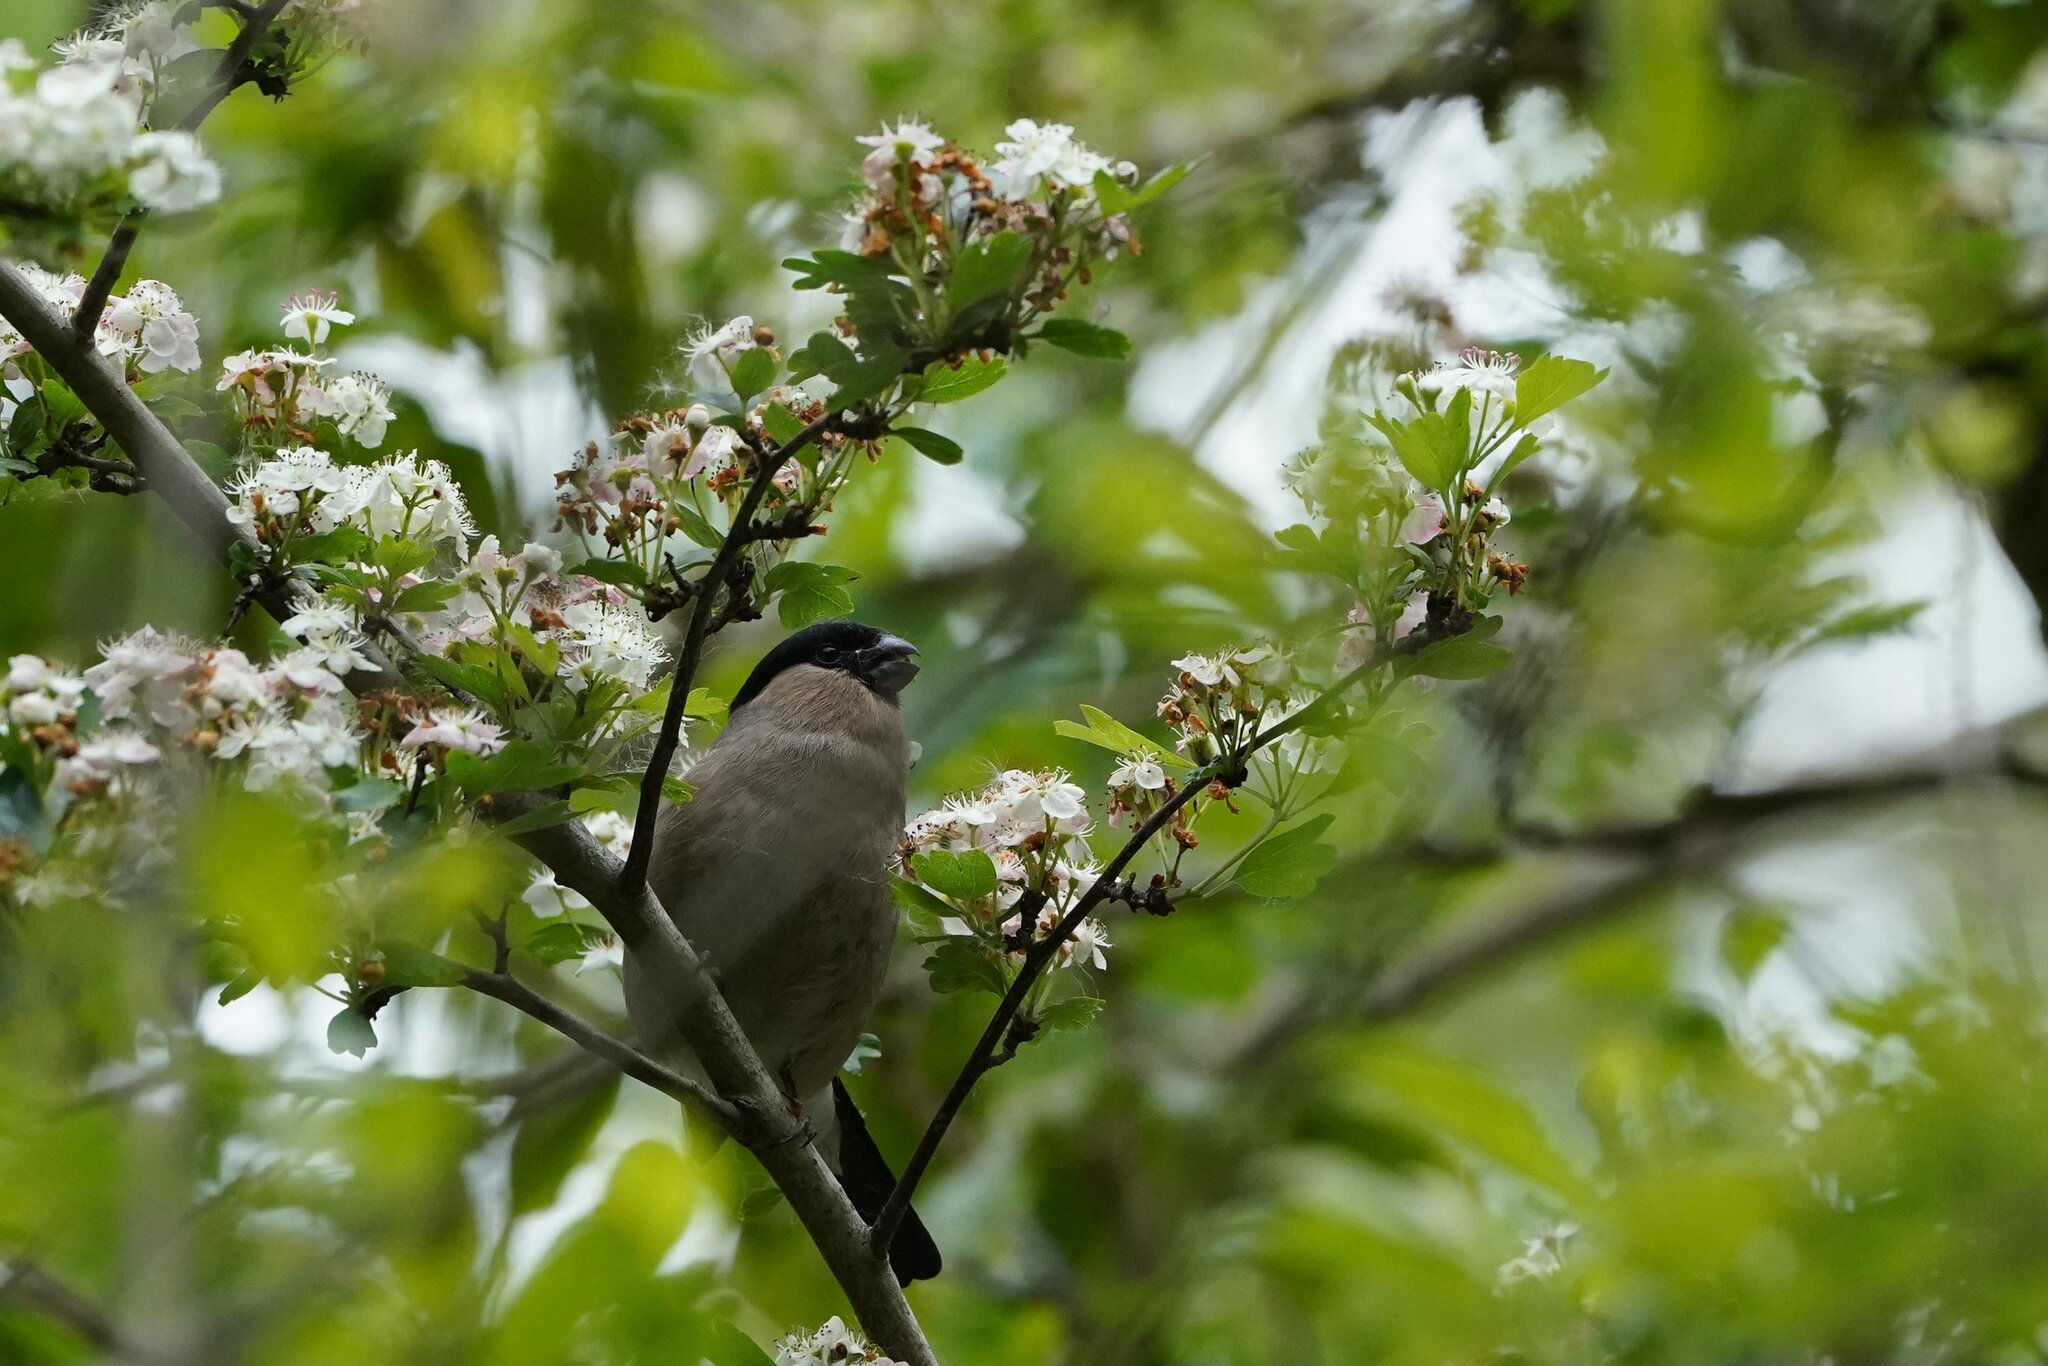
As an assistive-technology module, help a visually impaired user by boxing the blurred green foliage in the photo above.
[7,0,2048,1363]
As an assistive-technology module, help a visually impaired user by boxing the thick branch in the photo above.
[0,274,936,1366]
[72,0,294,334]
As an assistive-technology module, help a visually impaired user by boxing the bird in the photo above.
[622,620,942,1285]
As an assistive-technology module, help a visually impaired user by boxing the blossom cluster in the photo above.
[218,292,392,449]
[406,534,669,695]
[1158,645,1299,766]
[227,446,475,558]
[555,360,856,605]
[1285,345,1594,653]
[0,27,221,217]
[2,264,203,378]
[774,1316,904,1366]
[0,627,367,814]
[838,117,1143,358]
[903,768,1112,973]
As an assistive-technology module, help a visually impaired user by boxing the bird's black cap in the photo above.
[731,621,919,710]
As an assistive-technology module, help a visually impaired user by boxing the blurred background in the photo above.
[6,0,2048,1362]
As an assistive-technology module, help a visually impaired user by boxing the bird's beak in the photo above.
[860,634,920,698]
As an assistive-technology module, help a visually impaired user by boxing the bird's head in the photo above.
[731,621,920,710]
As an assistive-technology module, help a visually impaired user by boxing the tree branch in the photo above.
[871,622,1455,1257]
[458,967,740,1125]
[0,272,939,1366]
[72,0,293,335]
[619,410,848,893]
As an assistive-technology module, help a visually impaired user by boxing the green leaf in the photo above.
[924,938,1010,997]
[1349,1040,1589,1199]
[947,231,1033,312]
[390,579,462,615]
[326,1006,377,1058]
[1053,703,1192,769]
[1721,907,1789,983]
[216,969,261,1007]
[1090,159,1195,214]
[6,395,45,452]
[332,776,406,814]
[525,920,606,966]
[784,251,901,290]
[376,940,468,988]
[1813,601,1926,644]
[1233,813,1339,899]
[416,654,508,710]
[0,767,48,850]
[1037,996,1105,1033]
[895,426,963,465]
[789,329,856,379]
[1409,637,1512,681]
[824,346,909,412]
[703,1322,778,1366]
[918,356,1006,404]
[493,799,575,838]
[761,401,804,446]
[1034,318,1131,359]
[1487,431,1543,494]
[911,848,998,901]
[445,740,584,797]
[730,346,776,402]
[1513,354,1606,427]
[762,561,859,629]
[370,536,435,577]
[511,1072,621,1214]
[891,875,959,933]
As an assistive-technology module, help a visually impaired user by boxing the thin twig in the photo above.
[619,409,847,892]
[71,0,293,335]
[870,623,1456,1258]
[458,969,740,1127]
[0,1257,149,1362]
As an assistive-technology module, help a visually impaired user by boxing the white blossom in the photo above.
[855,117,945,189]
[128,129,221,213]
[280,290,355,346]
[319,371,395,448]
[1413,347,1520,401]
[774,1316,903,1366]
[398,708,506,757]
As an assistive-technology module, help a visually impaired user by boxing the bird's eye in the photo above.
[815,645,843,665]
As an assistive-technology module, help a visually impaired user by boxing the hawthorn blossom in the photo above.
[1399,488,1447,543]
[990,118,1110,197]
[856,116,945,189]
[1414,347,1520,401]
[398,707,505,758]
[320,372,394,448]
[280,290,354,346]
[774,1317,903,1366]
[685,315,757,367]
[128,129,220,213]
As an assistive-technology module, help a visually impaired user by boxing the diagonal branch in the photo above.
[870,621,1456,1256]
[459,967,739,1126]
[0,268,939,1366]
[72,0,294,336]
[0,1256,151,1363]
[619,410,849,893]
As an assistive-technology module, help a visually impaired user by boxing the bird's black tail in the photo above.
[831,1078,942,1285]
